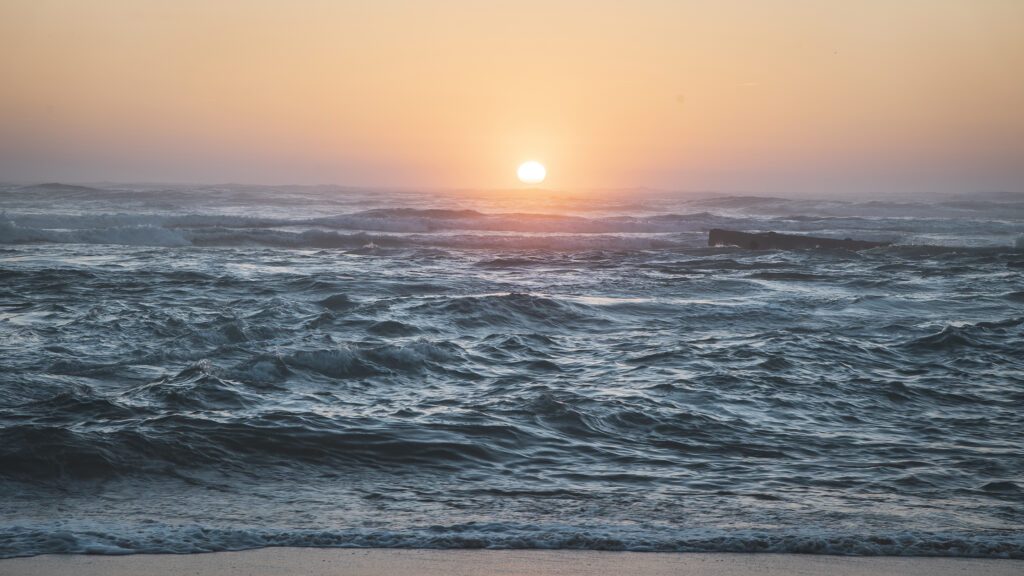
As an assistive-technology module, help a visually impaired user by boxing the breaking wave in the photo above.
[2,524,1022,559]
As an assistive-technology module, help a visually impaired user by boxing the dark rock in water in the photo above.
[708,229,889,251]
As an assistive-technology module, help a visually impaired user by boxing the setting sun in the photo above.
[1,1,1023,572]
[517,161,546,185]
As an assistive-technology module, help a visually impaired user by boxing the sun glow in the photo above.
[517,161,546,185]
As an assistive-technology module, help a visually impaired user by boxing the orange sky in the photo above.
[1,0,1022,194]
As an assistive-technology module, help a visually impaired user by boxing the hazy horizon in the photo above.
[6,180,1023,203]
[3,0,1023,194]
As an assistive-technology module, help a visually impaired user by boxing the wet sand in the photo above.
[1,549,1021,576]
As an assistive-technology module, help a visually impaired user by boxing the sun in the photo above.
[517,161,546,185]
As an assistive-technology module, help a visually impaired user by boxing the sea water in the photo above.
[1,184,1022,557]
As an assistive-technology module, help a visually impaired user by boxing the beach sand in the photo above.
[1,549,1021,576]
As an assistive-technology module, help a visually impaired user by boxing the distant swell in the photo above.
[2,210,1022,249]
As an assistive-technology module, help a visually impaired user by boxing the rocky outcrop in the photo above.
[708,229,889,250]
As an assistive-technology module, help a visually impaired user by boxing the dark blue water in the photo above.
[1,184,1022,558]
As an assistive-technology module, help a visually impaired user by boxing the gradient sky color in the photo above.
[2,0,1022,194]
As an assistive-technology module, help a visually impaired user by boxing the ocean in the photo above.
[1,184,1022,558]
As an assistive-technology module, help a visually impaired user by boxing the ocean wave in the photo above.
[0,411,503,482]
[185,228,693,251]
[2,208,1021,250]
[317,293,356,310]
[284,341,463,379]
[409,292,605,331]
[0,216,683,250]
[0,218,190,247]
[684,194,1024,220]
[902,317,1024,352]
[1,523,1021,559]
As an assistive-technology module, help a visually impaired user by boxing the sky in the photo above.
[1,0,1022,194]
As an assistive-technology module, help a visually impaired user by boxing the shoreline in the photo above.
[1,549,1022,576]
